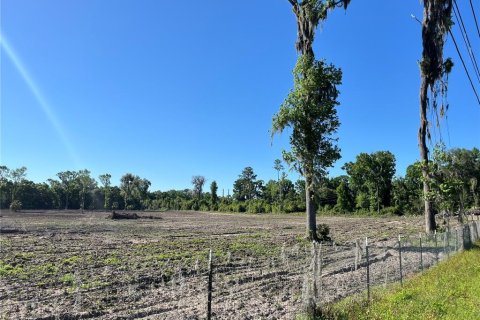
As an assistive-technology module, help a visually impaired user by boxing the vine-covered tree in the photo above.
[418,0,453,233]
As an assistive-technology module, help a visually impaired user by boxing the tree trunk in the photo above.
[305,175,318,241]
[419,76,436,233]
[65,193,69,210]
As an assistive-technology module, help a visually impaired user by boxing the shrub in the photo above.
[316,223,332,242]
[9,200,22,212]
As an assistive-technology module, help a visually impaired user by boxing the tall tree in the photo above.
[272,56,342,241]
[233,167,263,201]
[77,170,96,213]
[287,0,350,56]
[343,151,396,214]
[99,173,112,210]
[210,180,218,208]
[418,0,453,233]
[120,173,137,210]
[57,171,78,209]
[191,176,206,199]
[276,0,349,240]
[9,166,27,203]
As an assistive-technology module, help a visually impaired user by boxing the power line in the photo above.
[469,0,480,38]
[449,29,480,106]
[452,0,480,83]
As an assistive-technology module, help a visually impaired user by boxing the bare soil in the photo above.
[0,210,437,319]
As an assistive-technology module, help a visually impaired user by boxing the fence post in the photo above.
[398,235,403,286]
[207,249,213,320]
[355,240,359,271]
[434,231,439,264]
[318,243,323,299]
[383,243,388,288]
[419,233,423,272]
[312,242,318,318]
[365,237,370,301]
[455,227,458,252]
[446,229,450,258]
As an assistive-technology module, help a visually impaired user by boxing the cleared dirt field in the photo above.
[0,210,430,319]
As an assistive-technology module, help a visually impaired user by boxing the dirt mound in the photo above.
[108,211,140,220]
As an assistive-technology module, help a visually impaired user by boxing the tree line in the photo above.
[2,146,478,217]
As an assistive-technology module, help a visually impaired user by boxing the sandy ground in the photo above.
[1,210,470,319]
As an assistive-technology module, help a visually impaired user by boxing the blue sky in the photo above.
[1,0,479,192]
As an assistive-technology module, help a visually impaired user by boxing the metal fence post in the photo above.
[419,233,423,272]
[207,249,213,320]
[312,242,318,317]
[455,227,458,252]
[365,237,370,301]
[398,235,403,286]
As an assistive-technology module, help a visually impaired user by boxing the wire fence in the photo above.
[1,217,479,319]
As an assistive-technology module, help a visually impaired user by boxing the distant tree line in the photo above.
[1,147,479,217]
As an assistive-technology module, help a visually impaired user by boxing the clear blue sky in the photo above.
[1,0,479,192]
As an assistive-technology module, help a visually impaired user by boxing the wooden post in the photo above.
[398,235,403,286]
[365,237,370,301]
[434,231,438,264]
[207,249,213,320]
[419,233,423,272]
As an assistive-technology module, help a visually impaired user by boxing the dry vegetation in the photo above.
[1,210,428,319]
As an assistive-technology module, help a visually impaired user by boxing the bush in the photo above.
[316,223,332,242]
[9,200,22,212]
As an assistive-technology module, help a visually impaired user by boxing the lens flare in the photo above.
[1,33,81,168]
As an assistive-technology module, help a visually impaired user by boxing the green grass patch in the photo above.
[62,255,81,265]
[102,256,122,265]
[323,242,480,320]
[0,260,24,277]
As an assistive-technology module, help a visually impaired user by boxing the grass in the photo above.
[322,241,480,320]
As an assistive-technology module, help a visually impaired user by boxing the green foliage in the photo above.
[210,180,218,208]
[0,261,24,276]
[335,181,354,212]
[325,242,480,320]
[61,273,75,285]
[233,167,263,201]
[99,173,112,210]
[316,223,331,242]
[272,55,342,181]
[343,151,396,213]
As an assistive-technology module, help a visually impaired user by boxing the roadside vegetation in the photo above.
[319,242,480,320]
